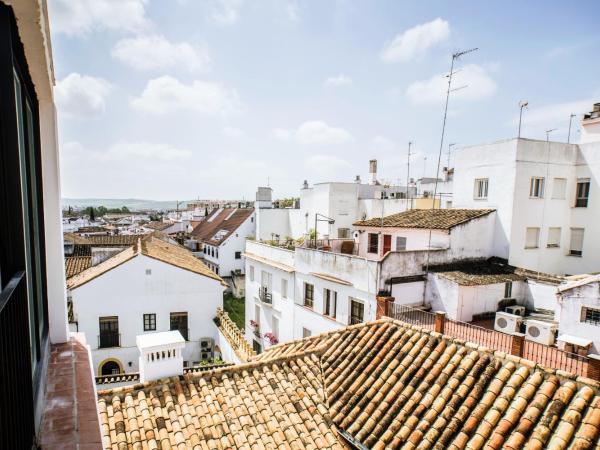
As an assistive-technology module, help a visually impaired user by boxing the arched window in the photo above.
[100,360,122,375]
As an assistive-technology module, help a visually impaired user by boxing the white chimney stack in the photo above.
[137,331,186,383]
[369,159,378,185]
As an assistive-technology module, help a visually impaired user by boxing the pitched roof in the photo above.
[64,256,92,278]
[144,221,173,231]
[86,234,144,247]
[558,274,600,293]
[67,236,224,289]
[63,232,91,244]
[353,208,495,230]
[97,319,600,449]
[429,260,527,286]
[191,207,254,246]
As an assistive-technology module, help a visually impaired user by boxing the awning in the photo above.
[242,252,295,273]
[557,334,592,347]
[309,272,353,286]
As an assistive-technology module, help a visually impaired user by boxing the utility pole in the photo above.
[546,128,557,142]
[567,113,576,143]
[518,100,528,138]
[406,141,412,200]
[425,47,478,278]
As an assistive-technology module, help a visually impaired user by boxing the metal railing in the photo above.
[523,340,588,377]
[259,286,272,304]
[389,304,435,329]
[445,317,513,353]
[0,272,35,448]
[303,239,359,256]
[98,332,121,348]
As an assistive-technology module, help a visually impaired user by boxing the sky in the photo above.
[49,0,600,201]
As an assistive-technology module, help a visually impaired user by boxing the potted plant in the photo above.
[264,332,278,345]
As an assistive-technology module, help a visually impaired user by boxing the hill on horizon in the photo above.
[61,198,188,211]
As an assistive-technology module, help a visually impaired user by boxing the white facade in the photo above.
[557,278,600,353]
[453,137,600,275]
[69,254,225,374]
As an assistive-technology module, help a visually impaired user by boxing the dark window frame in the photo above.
[143,313,156,331]
[575,180,590,208]
[304,282,314,308]
[368,233,379,254]
[170,311,189,340]
[582,307,600,326]
[350,299,364,325]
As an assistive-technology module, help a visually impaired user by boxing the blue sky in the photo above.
[49,0,600,200]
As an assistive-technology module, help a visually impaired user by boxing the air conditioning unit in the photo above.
[525,320,557,345]
[505,305,526,317]
[494,312,523,334]
[200,337,214,351]
[200,351,213,361]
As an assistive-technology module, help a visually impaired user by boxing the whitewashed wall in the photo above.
[557,283,600,353]
[391,281,424,306]
[71,255,224,374]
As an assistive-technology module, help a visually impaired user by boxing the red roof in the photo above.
[191,207,254,246]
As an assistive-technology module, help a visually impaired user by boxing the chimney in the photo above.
[355,175,361,184]
[137,331,186,383]
[302,180,309,189]
[369,159,378,185]
[581,102,600,144]
[255,187,273,209]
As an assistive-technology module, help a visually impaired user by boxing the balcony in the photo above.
[302,238,359,256]
[259,286,272,305]
[98,332,121,348]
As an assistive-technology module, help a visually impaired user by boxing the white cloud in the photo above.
[381,18,450,63]
[48,0,149,36]
[273,121,353,145]
[286,0,300,21]
[210,0,243,25]
[371,136,397,152]
[222,126,245,138]
[325,74,353,87]
[131,76,241,115]
[406,64,497,105]
[55,73,112,117]
[304,154,352,177]
[112,35,210,73]
[62,140,192,162]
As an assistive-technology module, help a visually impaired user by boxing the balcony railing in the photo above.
[259,287,272,304]
[214,308,256,362]
[0,272,35,448]
[303,238,359,256]
[98,332,120,348]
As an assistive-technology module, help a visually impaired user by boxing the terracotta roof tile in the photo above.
[98,320,600,449]
[64,256,92,278]
[353,208,495,230]
[191,208,254,246]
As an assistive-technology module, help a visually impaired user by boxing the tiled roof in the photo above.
[429,261,526,286]
[144,221,173,231]
[63,232,92,244]
[64,256,92,278]
[191,207,254,246]
[353,208,495,230]
[97,352,349,450]
[67,236,224,289]
[558,274,600,293]
[97,319,600,449]
[86,234,143,247]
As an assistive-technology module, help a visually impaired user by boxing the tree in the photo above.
[121,206,130,213]
[88,206,96,222]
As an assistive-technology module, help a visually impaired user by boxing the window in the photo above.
[396,236,407,251]
[350,299,364,325]
[145,269,151,275]
[569,228,584,256]
[324,289,337,318]
[575,178,590,207]
[337,228,350,239]
[582,307,600,325]
[302,327,312,338]
[368,233,379,254]
[143,313,156,331]
[552,178,566,199]
[99,316,119,348]
[474,178,489,199]
[525,227,540,249]
[281,278,288,299]
[547,227,561,248]
[529,177,545,198]
[272,316,279,339]
[304,282,314,308]
[235,251,241,259]
[249,265,255,281]
[170,312,188,340]
[383,234,392,254]
[504,282,512,299]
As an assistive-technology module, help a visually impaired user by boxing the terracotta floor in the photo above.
[39,336,102,449]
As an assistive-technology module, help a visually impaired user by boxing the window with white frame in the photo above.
[249,265,254,281]
[547,227,561,248]
[281,278,288,299]
[525,227,540,249]
[569,228,584,256]
[529,177,545,198]
[324,288,337,318]
[575,178,590,207]
[396,236,407,251]
[552,178,566,199]
[337,228,351,239]
[473,178,489,199]
[582,307,600,325]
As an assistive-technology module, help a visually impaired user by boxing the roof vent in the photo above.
[137,331,186,383]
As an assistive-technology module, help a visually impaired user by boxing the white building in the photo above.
[453,107,600,276]
[244,208,499,353]
[191,207,255,278]
[66,235,226,375]
[255,159,419,242]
